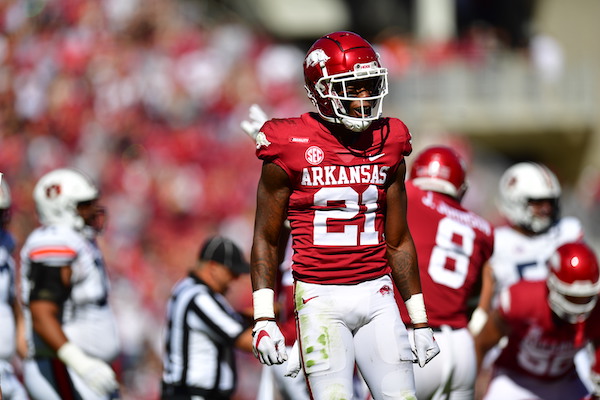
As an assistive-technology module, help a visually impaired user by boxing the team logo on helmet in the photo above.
[45,184,61,199]
[305,146,324,165]
[305,49,329,68]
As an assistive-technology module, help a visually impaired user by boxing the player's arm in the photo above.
[386,161,440,367]
[590,338,600,400]
[251,161,291,365]
[29,264,72,351]
[234,328,254,353]
[9,261,28,358]
[469,260,495,335]
[385,161,420,305]
[473,308,507,371]
[12,298,27,358]
[251,161,291,292]
[28,262,118,394]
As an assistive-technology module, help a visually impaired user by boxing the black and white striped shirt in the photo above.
[161,273,248,399]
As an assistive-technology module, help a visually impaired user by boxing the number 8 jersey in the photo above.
[256,112,412,285]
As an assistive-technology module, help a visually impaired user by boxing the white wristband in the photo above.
[253,288,275,320]
[405,293,428,325]
[468,307,488,336]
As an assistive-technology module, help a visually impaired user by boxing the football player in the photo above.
[397,146,494,399]
[20,168,120,400]
[472,162,583,322]
[0,178,28,400]
[474,241,600,400]
[248,31,439,400]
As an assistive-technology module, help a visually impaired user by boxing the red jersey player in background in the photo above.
[357,146,494,399]
[474,241,600,400]
[399,146,494,399]
[247,31,439,400]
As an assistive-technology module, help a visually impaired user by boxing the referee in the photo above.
[161,236,254,400]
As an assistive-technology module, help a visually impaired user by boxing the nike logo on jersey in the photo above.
[368,153,385,161]
[302,296,319,304]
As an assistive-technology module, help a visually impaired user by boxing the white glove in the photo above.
[284,340,301,378]
[412,327,440,368]
[252,320,288,366]
[57,342,118,395]
[590,371,600,399]
[240,104,268,141]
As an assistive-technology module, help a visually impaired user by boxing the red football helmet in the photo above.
[303,31,388,132]
[547,242,600,323]
[409,146,468,200]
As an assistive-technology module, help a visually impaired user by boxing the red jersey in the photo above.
[256,112,412,285]
[398,182,494,328]
[496,280,600,380]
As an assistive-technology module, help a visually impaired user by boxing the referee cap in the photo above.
[199,236,250,275]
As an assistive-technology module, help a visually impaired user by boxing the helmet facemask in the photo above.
[522,198,560,233]
[313,63,388,132]
[77,199,107,237]
[548,277,599,323]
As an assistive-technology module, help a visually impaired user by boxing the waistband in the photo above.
[430,325,462,332]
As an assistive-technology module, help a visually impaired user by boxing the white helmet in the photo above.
[498,162,561,233]
[0,178,11,228]
[0,178,11,209]
[33,168,99,230]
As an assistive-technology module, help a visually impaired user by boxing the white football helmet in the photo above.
[498,162,561,233]
[0,178,11,228]
[33,168,99,230]
[0,178,10,209]
[547,242,600,323]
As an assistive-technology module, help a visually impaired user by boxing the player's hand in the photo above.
[240,104,268,141]
[588,371,600,400]
[252,320,288,365]
[57,342,118,395]
[284,340,301,378]
[412,327,440,368]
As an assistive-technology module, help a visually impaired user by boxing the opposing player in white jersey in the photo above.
[475,241,600,400]
[0,178,28,400]
[249,31,439,400]
[471,162,584,331]
[20,168,120,400]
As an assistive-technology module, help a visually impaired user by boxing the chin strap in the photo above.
[341,117,372,132]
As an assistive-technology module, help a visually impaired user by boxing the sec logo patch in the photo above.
[305,146,324,165]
